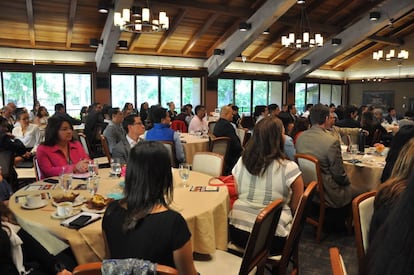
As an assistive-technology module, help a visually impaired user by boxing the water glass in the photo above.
[87,176,100,195]
[88,160,99,177]
[111,159,122,177]
[60,166,73,192]
[179,163,191,187]
[350,144,359,164]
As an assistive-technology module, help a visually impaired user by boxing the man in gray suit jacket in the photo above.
[103,107,125,153]
[296,104,353,208]
[112,114,145,164]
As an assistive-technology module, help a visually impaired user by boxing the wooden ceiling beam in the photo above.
[206,19,241,57]
[250,34,279,60]
[331,42,376,70]
[367,35,403,46]
[285,0,414,83]
[278,18,340,34]
[146,0,251,17]
[182,13,218,55]
[205,0,297,76]
[66,0,77,48]
[156,9,187,53]
[25,0,35,47]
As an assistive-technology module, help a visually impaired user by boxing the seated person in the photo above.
[112,115,145,165]
[102,107,125,154]
[361,111,387,146]
[381,124,414,182]
[188,105,208,134]
[335,105,360,128]
[213,106,243,175]
[369,138,414,243]
[0,203,72,275]
[12,110,41,154]
[144,107,185,163]
[36,116,89,179]
[167,102,177,121]
[230,117,304,255]
[102,141,197,275]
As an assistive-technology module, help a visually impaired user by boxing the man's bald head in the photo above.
[220,105,233,121]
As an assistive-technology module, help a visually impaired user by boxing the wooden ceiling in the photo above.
[0,0,414,78]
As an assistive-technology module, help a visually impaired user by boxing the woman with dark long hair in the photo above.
[102,141,197,275]
[36,116,89,179]
[229,117,304,254]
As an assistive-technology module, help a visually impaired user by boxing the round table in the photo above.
[180,133,210,164]
[9,168,229,264]
[342,149,386,194]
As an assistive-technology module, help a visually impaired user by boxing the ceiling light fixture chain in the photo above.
[281,2,323,49]
[114,0,169,34]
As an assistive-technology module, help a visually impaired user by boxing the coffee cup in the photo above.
[57,202,73,217]
[26,194,43,208]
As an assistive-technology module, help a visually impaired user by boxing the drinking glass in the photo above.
[60,166,73,192]
[88,160,99,177]
[350,144,358,164]
[179,163,191,187]
[87,176,100,195]
[111,158,122,177]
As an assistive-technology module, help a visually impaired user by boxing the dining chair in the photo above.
[194,199,284,275]
[208,121,217,134]
[0,149,15,182]
[266,181,317,275]
[78,132,90,156]
[235,128,248,147]
[73,261,178,275]
[371,129,382,145]
[33,155,43,181]
[170,120,187,133]
[192,152,224,177]
[329,247,348,275]
[209,136,230,158]
[352,191,376,271]
[161,141,177,167]
[72,262,102,275]
[99,134,111,165]
[295,153,352,243]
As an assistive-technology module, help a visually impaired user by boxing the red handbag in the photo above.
[209,175,238,209]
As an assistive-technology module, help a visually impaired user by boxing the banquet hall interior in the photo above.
[1,0,414,274]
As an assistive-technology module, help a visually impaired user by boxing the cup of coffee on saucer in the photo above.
[56,202,73,218]
[24,194,46,209]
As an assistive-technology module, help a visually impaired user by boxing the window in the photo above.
[235,80,251,113]
[136,75,158,107]
[253,80,267,108]
[161,76,180,110]
[111,75,135,110]
[65,74,92,118]
[3,72,33,108]
[183,77,200,107]
[295,82,344,113]
[36,73,64,114]
[217,79,234,108]
[218,78,284,115]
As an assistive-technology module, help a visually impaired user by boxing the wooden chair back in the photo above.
[209,136,230,159]
[329,247,347,275]
[352,191,376,271]
[78,132,90,155]
[73,261,177,275]
[208,121,217,134]
[268,181,318,274]
[161,141,177,167]
[33,156,43,181]
[371,129,381,145]
[100,134,111,164]
[238,199,284,274]
[192,152,224,177]
[73,262,102,275]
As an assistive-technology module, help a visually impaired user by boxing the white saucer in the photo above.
[81,205,106,214]
[50,209,81,219]
[52,195,86,207]
[21,200,48,210]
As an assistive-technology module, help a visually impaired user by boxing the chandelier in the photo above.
[281,4,323,49]
[372,49,409,61]
[114,1,169,33]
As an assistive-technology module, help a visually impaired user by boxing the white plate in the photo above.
[50,209,81,220]
[52,195,86,207]
[81,205,106,214]
[21,200,48,210]
[72,173,90,179]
